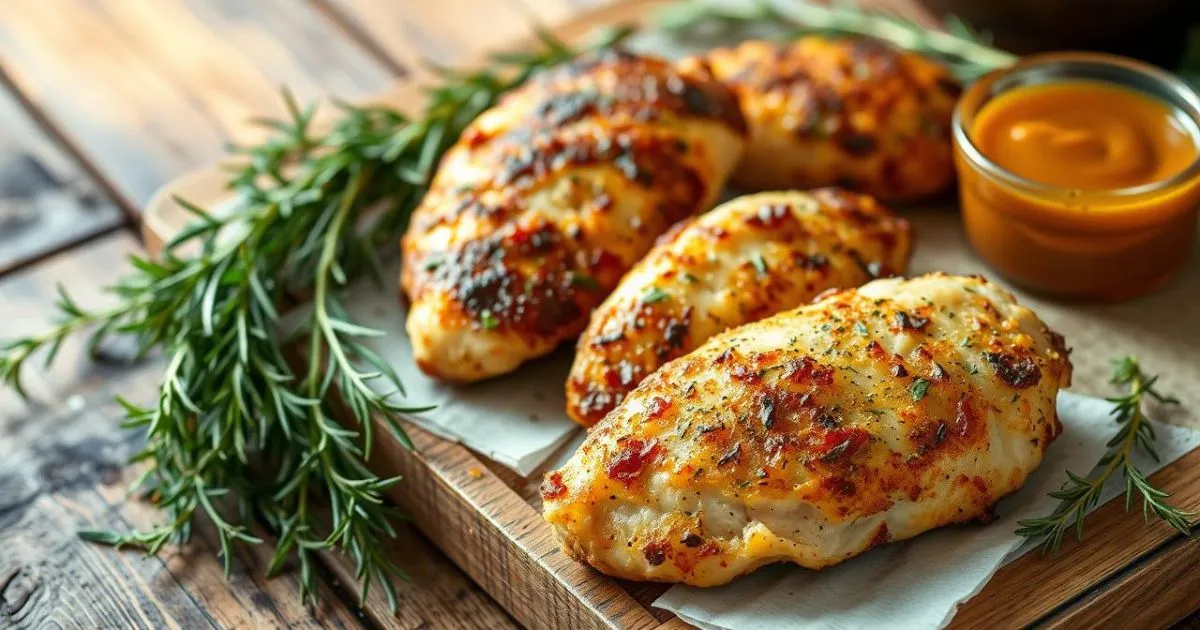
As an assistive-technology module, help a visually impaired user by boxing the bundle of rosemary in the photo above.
[0,27,628,609]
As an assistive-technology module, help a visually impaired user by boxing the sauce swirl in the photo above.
[971,81,1197,191]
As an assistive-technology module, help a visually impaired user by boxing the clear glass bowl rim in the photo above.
[951,51,1200,200]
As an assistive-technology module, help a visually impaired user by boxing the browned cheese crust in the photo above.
[566,188,913,426]
[685,37,960,200]
[401,50,747,382]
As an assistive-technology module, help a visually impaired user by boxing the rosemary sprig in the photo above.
[0,28,629,610]
[1016,356,1193,554]
[657,0,1017,82]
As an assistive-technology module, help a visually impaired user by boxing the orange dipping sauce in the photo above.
[972,82,1197,191]
[954,53,1200,301]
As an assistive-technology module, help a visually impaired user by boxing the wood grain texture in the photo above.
[0,0,396,207]
[367,423,662,630]
[0,234,360,629]
[319,0,540,71]
[316,0,656,89]
[0,84,124,275]
[316,529,520,630]
[0,234,147,404]
[1043,534,1200,630]
[0,372,361,630]
[952,447,1200,629]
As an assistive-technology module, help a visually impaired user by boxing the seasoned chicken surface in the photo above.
[566,188,913,426]
[684,37,960,200]
[543,274,1071,586]
[401,50,747,382]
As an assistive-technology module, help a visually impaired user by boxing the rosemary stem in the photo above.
[16,298,144,362]
[778,2,1017,68]
[1017,356,1192,551]
[315,169,377,404]
[657,0,1019,82]
[1119,370,1148,459]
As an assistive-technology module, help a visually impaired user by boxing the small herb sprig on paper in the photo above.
[1017,357,1194,553]
[0,28,630,610]
[657,0,1017,82]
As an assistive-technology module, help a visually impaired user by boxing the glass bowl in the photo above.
[952,52,1200,301]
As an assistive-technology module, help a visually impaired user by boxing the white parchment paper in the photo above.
[342,264,582,475]
[653,391,1200,630]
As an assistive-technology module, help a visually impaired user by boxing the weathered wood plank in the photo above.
[0,233,147,406]
[0,83,125,276]
[0,488,215,630]
[316,527,520,630]
[367,422,663,630]
[318,0,550,72]
[951,447,1200,629]
[0,0,397,208]
[1043,533,1200,630]
[0,374,367,629]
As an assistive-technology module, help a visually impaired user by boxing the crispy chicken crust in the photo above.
[543,274,1071,586]
[685,37,960,200]
[565,188,913,426]
[400,50,747,382]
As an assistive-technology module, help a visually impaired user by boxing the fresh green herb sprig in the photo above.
[0,28,630,610]
[657,0,1017,82]
[1017,356,1193,554]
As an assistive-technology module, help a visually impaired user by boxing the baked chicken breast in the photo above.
[683,37,959,200]
[566,188,913,426]
[543,274,1071,586]
[401,50,747,382]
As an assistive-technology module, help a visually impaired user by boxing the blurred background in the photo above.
[920,0,1199,67]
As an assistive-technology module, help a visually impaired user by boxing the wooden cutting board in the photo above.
[142,1,1200,628]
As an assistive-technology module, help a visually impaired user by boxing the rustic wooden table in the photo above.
[0,1,1198,629]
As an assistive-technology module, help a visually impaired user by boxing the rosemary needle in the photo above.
[1016,356,1194,554]
[0,27,630,610]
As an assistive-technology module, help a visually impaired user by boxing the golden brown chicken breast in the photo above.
[401,50,747,382]
[683,37,960,200]
[543,273,1071,586]
[565,188,913,426]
